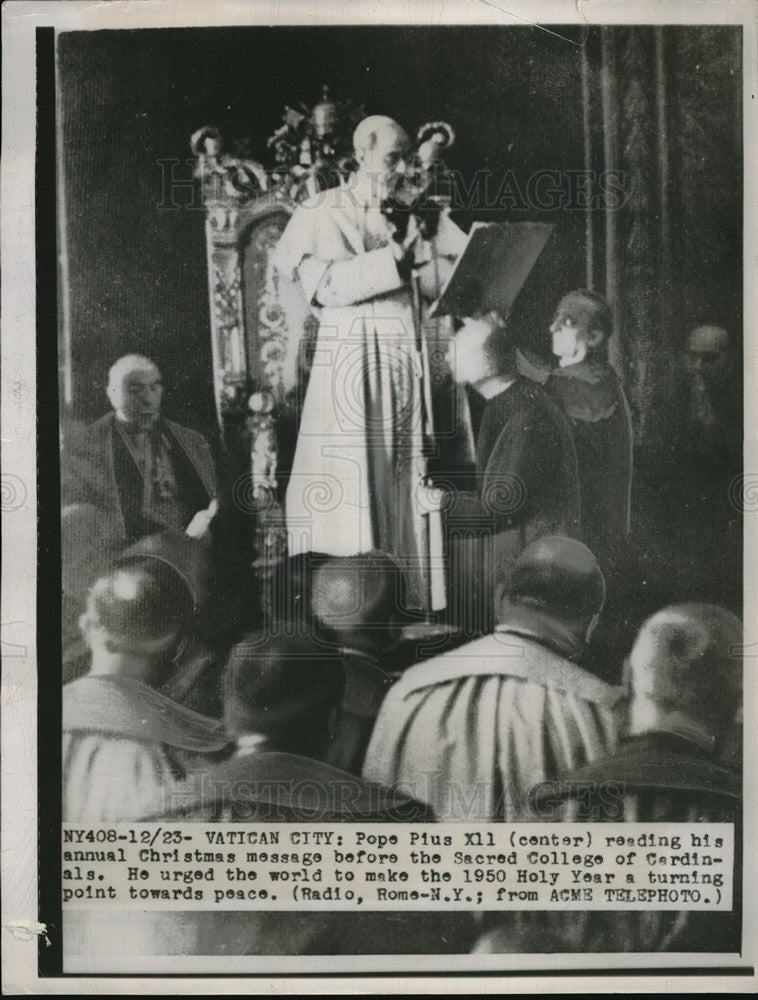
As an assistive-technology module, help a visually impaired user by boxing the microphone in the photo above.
[380,179,443,243]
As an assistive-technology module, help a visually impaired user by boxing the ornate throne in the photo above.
[192,89,366,612]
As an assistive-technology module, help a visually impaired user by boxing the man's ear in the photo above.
[78,611,91,638]
[586,328,605,350]
[485,310,507,332]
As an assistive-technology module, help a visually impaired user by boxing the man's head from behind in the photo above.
[270,551,331,627]
[118,530,210,613]
[311,551,408,655]
[628,603,742,747]
[107,354,163,430]
[685,325,733,390]
[446,311,515,389]
[223,631,345,758]
[80,559,195,685]
[498,535,606,645]
[353,115,411,194]
[550,289,612,368]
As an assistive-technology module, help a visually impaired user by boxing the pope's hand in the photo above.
[185,498,218,540]
[390,218,421,280]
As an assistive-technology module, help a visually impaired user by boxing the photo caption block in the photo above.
[61,823,734,911]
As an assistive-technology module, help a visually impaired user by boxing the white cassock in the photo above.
[272,173,466,609]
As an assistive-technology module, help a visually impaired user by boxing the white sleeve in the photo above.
[312,245,405,308]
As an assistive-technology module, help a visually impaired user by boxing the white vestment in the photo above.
[362,624,622,822]
[273,173,466,609]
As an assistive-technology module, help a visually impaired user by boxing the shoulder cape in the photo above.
[63,675,229,752]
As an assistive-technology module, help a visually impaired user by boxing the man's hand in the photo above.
[381,193,416,244]
[386,212,422,281]
[185,498,218,540]
[382,185,444,243]
[414,198,443,241]
[390,234,417,281]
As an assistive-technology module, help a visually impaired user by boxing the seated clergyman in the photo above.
[363,535,622,821]
[524,603,742,954]
[172,630,430,823]
[116,528,228,719]
[311,551,406,774]
[532,602,742,821]
[61,354,217,546]
[63,560,228,823]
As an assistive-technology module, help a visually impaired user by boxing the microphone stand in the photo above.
[410,265,442,621]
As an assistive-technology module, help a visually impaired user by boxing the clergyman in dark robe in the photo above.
[545,289,634,569]
[442,312,581,633]
[62,354,217,547]
[530,603,742,954]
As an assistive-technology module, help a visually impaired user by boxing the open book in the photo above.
[429,219,554,319]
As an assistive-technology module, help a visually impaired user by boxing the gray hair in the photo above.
[106,354,160,403]
[630,603,742,734]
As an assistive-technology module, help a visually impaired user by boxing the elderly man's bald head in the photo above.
[352,115,411,188]
[686,324,733,388]
[107,354,163,429]
[108,353,159,387]
[629,603,742,740]
[353,115,409,153]
[312,551,408,654]
[81,560,194,657]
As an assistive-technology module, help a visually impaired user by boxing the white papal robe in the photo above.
[272,173,466,609]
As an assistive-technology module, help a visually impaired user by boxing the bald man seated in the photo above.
[363,536,623,821]
[533,602,742,818]
[63,560,228,823]
[166,629,430,824]
[62,354,217,546]
[529,603,742,953]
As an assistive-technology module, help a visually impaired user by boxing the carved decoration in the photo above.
[598,27,662,446]
[208,243,246,426]
[618,31,657,444]
[597,27,741,447]
[673,27,742,330]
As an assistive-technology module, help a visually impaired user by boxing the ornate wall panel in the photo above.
[595,26,741,447]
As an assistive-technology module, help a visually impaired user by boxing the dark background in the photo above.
[57,24,596,437]
[57,24,742,443]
